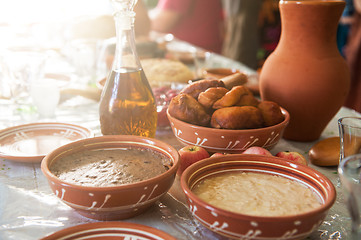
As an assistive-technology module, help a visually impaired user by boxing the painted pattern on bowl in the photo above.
[0,122,93,162]
[167,108,289,153]
[41,222,177,240]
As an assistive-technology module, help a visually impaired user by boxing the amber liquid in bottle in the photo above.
[99,67,157,137]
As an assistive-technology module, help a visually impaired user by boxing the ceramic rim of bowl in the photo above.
[203,68,240,75]
[181,154,336,221]
[280,0,345,5]
[40,222,177,240]
[41,135,179,191]
[167,107,290,134]
[0,122,93,163]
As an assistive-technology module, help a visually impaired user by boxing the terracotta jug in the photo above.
[259,0,350,142]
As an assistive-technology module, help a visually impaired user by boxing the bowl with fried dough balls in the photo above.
[166,79,290,153]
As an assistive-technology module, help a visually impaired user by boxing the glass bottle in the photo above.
[99,0,157,137]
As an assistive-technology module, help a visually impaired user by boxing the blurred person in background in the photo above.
[344,0,361,113]
[221,0,263,69]
[68,0,151,40]
[134,1,152,38]
[256,0,281,70]
[149,0,224,53]
[337,0,354,57]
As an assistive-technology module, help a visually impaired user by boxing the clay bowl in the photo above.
[181,154,336,240]
[41,135,179,220]
[166,108,290,153]
[203,68,241,79]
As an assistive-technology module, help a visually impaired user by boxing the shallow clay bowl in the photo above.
[41,135,179,220]
[203,68,241,79]
[181,154,336,240]
[167,108,290,153]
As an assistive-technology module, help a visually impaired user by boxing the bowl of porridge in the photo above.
[41,135,179,220]
[180,154,336,240]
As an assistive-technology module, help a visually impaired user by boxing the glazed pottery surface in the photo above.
[167,107,290,153]
[41,135,179,220]
[203,68,241,79]
[259,0,350,141]
[41,222,177,240]
[0,122,93,163]
[181,154,336,240]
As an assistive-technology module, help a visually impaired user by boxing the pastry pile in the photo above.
[168,79,284,129]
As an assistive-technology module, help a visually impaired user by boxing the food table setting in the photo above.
[0,51,360,239]
[1,70,360,240]
[1,0,361,239]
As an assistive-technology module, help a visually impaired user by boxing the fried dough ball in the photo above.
[180,79,225,99]
[258,101,284,127]
[213,85,250,109]
[168,93,211,126]
[198,87,228,110]
[236,92,260,107]
[211,106,263,129]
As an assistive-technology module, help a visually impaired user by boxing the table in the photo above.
[0,53,360,240]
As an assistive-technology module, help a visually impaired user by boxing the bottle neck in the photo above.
[112,12,141,71]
